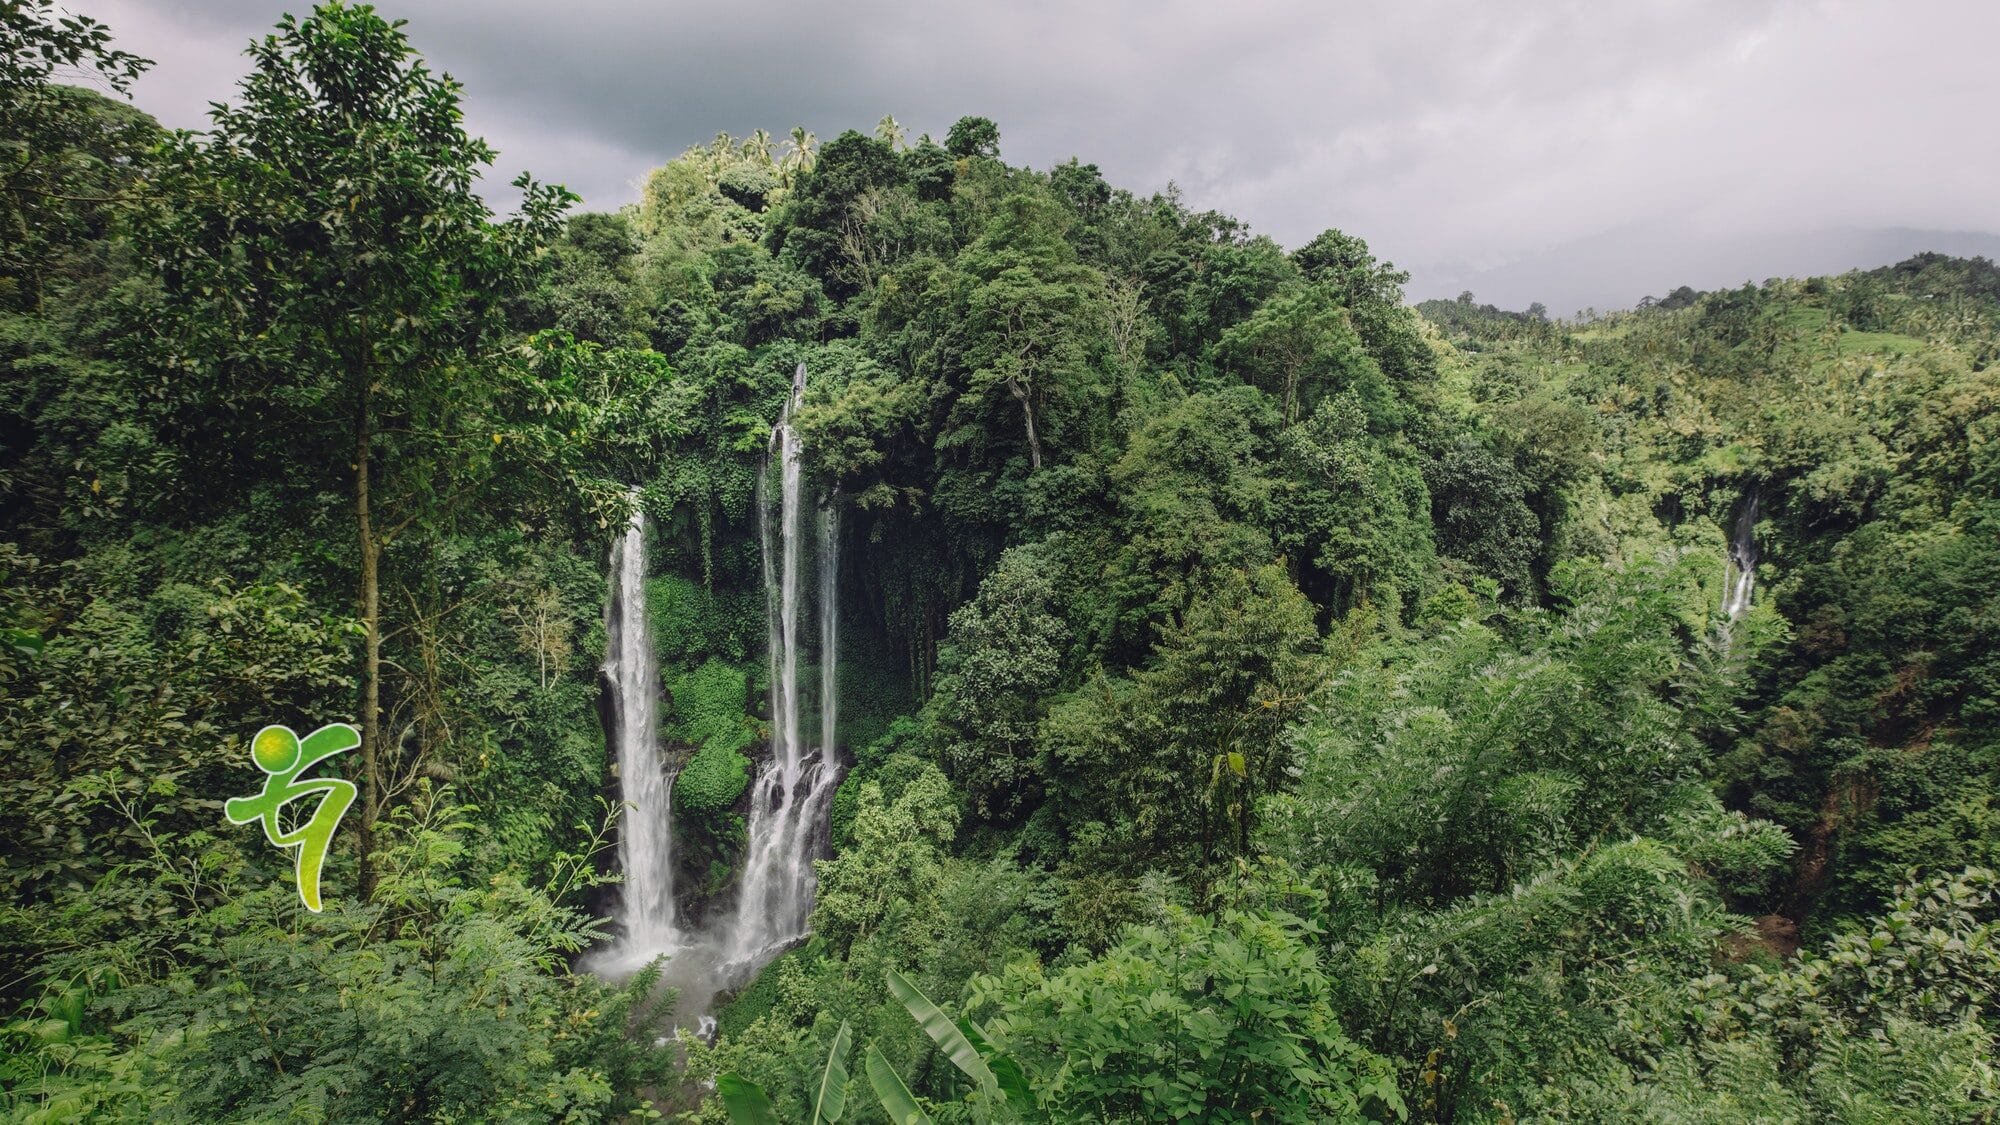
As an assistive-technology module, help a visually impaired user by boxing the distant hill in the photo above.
[1410,225,2000,317]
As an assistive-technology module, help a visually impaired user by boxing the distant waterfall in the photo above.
[1724,485,1760,622]
[604,493,681,956]
[726,362,842,968]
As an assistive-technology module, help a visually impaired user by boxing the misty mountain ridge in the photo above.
[1412,224,2000,317]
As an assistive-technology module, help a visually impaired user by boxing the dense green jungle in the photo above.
[4,3,2000,1122]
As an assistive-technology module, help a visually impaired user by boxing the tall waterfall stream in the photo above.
[727,360,840,967]
[604,490,678,954]
[1724,484,1760,623]
[585,364,840,1034]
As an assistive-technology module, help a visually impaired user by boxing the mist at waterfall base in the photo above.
[581,365,840,1034]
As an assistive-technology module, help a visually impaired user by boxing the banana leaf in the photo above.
[717,1072,779,1125]
[812,1018,854,1123]
[865,1045,934,1125]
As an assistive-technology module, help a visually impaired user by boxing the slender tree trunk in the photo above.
[1005,375,1042,470]
[356,375,380,900]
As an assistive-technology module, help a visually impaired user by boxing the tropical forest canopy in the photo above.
[3,3,2000,1122]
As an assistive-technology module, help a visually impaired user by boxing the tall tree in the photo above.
[134,2,570,895]
[1293,227,1435,398]
[1272,390,1436,616]
[0,0,150,309]
[944,114,1000,159]
[923,541,1070,821]
[782,124,819,182]
[1045,562,1319,880]
[874,113,906,150]
[773,129,908,299]
[1213,284,1386,426]
[954,193,1108,471]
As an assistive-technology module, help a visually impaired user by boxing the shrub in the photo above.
[677,740,750,815]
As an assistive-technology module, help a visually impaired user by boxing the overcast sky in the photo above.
[86,0,2000,312]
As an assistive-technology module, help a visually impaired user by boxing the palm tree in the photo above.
[778,126,819,188]
[690,132,732,179]
[875,114,906,150]
[787,125,818,174]
[745,128,774,164]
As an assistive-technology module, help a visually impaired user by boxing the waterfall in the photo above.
[725,362,842,969]
[1724,484,1760,622]
[603,492,681,956]
[585,368,842,1026]
[818,498,840,777]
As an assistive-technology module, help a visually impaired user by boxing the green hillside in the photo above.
[4,4,1998,1122]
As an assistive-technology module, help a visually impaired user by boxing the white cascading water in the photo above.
[1724,485,1760,622]
[601,492,681,959]
[724,362,842,969]
[587,368,842,1031]
[818,499,840,808]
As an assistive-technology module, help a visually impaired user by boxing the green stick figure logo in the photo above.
[225,723,358,912]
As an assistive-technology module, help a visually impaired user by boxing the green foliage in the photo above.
[677,742,752,816]
[1293,229,1437,394]
[0,785,673,1122]
[671,658,754,750]
[648,572,736,660]
[670,658,754,816]
[771,129,911,303]
[0,7,690,1119]
[0,0,152,309]
[1335,837,1743,1120]
[944,116,1001,159]
[1089,387,1277,658]
[1421,430,1545,600]
[121,0,603,906]
[134,1,570,500]
[1214,283,1388,426]
[7,0,2000,1115]
[974,905,1405,1123]
[717,1071,781,1125]
[810,1017,854,1123]
[1662,788,1801,902]
[924,541,1069,821]
[1266,553,1747,903]
[1723,866,2000,1054]
[793,340,927,510]
[830,716,929,847]
[1045,562,1320,880]
[865,1045,933,1125]
[1428,257,2000,926]
[885,968,1002,1103]
[812,767,958,954]
[951,192,1112,472]
[1,570,358,903]
[1272,390,1436,616]
[718,969,1031,1125]
[1544,866,2000,1121]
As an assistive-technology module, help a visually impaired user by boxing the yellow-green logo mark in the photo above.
[225,723,358,912]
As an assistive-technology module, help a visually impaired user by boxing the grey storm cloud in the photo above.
[86,0,2000,313]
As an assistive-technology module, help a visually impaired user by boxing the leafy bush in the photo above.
[670,658,753,749]
[0,786,675,1123]
[677,740,751,815]
[669,659,754,816]
[648,574,742,665]
[973,905,1406,1123]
